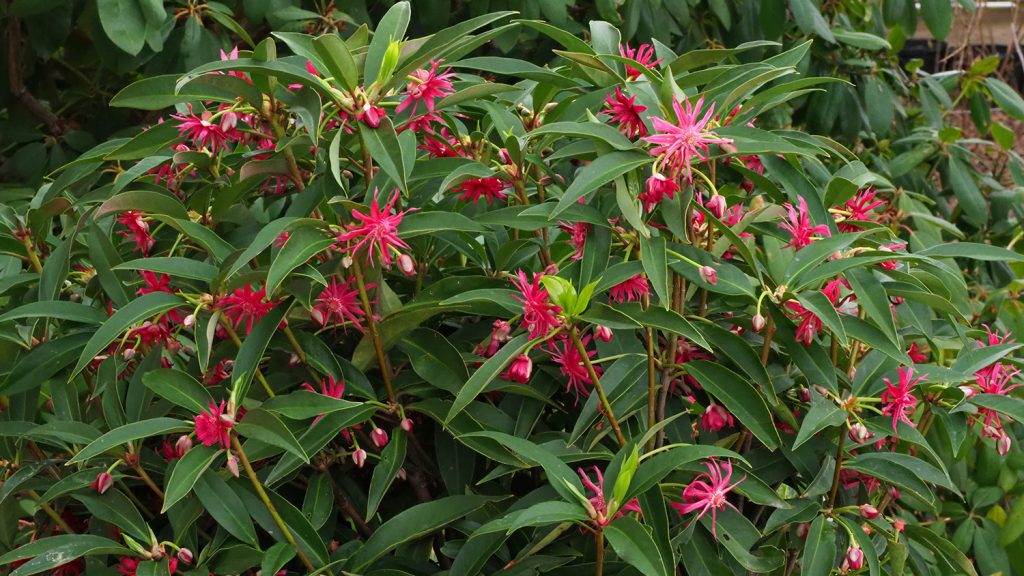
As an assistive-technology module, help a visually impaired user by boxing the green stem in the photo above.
[351,259,396,403]
[570,325,626,446]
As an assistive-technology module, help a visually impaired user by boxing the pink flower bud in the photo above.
[846,546,864,571]
[848,422,872,444]
[400,418,414,433]
[352,448,368,468]
[594,325,613,342]
[371,428,389,449]
[998,432,1012,456]
[226,453,240,478]
[177,548,193,564]
[506,354,533,384]
[893,518,906,533]
[706,194,727,219]
[982,424,1001,440]
[183,314,196,328]
[492,319,512,342]
[798,388,811,403]
[310,307,326,325]
[123,348,136,361]
[91,471,113,494]
[699,265,717,285]
[752,314,766,333]
[289,353,300,367]
[859,504,879,519]
[175,435,193,457]
[888,486,900,499]
[796,523,809,539]
[543,263,559,276]
[398,253,416,276]
[959,385,976,399]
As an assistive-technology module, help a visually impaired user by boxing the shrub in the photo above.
[1,3,1023,575]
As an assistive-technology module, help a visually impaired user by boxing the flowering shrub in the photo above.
[2,3,1024,575]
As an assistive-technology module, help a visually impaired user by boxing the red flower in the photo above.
[204,358,233,385]
[117,211,155,255]
[907,342,929,363]
[639,172,680,212]
[549,334,598,402]
[218,284,278,335]
[672,459,744,538]
[116,557,178,576]
[643,95,728,182]
[881,366,925,432]
[784,279,845,346]
[356,103,387,128]
[579,466,641,526]
[619,43,663,80]
[609,274,650,303]
[974,364,1021,431]
[91,471,113,494]
[879,242,907,270]
[836,187,885,232]
[136,271,185,324]
[558,221,590,260]
[503,354,533,383]
[194,400,233,449]
[454,177,511,205]
[337,189,413,268]
[312,277,370,331]
[170,107,231,151]
[780,197,831,250]
[700,404,734,432]
[396,60,456,115]
[303,375,345,399]
[510,270,562,339]
[602,87,648,138]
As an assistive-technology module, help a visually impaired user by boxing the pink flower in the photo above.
[356,103,386,128]
[974,364,1021,431]
[136,271,185,323]
[550,335,598,402]
[117,211,155,255]
[303,376,345,399]
[399,112,443,134]
[91,471,113,494]
[672,459,744,538]
[312,277,370,331]
[559,221,590,260]
[860,504,880,519]
[845,547,864,571]
[699,265,717,285]
[204,358,233,386]
[194,401,233,449]
[337,189,413,268]
[510,271,562,339]
[504,354,533,383]
[881,366,925,432]
[218,284,279,335]
[879,242,907,270]
[643,95,728,182]
[396,60,456,115]
[780,197,831,250]
[579,466,641,527]
[609,274,650,303]
[454,177,511,205]
[836,187,885,232]
[619,43,663,80]
[700,404,734,432]
[170,107,231,151]
[602,87,648,138]
[783,279,845,345]
[907,342,929,363]
[639,172,680,212]
[594,325,613,342]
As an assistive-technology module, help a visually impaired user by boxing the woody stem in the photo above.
[595,529,605,576]
[232,435,317,572]
[570,325,626,447]
[760,314,775,365]
[26,490,75,534]
[351,259,396,403]
[131,460,165,500]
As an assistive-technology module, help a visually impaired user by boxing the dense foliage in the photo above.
[3,1,1024,576]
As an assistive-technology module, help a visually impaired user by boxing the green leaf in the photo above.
[684,361,780,450]
[832,28,891,51]
[176,59,327,97]
[232,302,290,404]
[350,495,496,571]
[260,390,367,420]
[985,77,1024,120]
[0,301,106,324]
[529,121,635,151]
[142,369,214,414]
[628,444,744,501]
[397,328,469,394]
[446,334,530,423]
[605,516,670,576]
[919,242,1024,262]
[364,1,410,86]
[693,319,775,404]
[612,303,711,350]
[905,525,979,576]
[920,0,953,40]
[640,235,670,308]
[111,74,264,110]
[70,291,186,377]
[946,156,989,227]
[398,210,489,238]
[98,0,146,55]
[96,190,189,220]
[113,257,218,282]
[845,267,898,344]
[262,543,297,576]
[161,446,219,512]
[844,453,938,507]
[801,515,836,576]
[792,389,846,450]
[266,226,334,296]
[972,394,1024,424]
[550,151,652,219]
[362,117,409,193]
[472,501,588,535]
[193,471,259,547]
[0,535,128,576]
[75,489,149,540]
[313,33,358,90]
[235,408,309,463]
[68,418,190,464]
[795,291,848,346]
[366,428,407,518]
[459,430,585,504]
[238,482,330,566]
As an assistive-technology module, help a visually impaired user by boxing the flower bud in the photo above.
[398,253,416,276]
[893,518,906,533]
[352,448,368,468]
[594,325,613,342]
[371,428,389,449]
[506,354,533,384]
[183,314,196,328]
[752,314,766,333]
[798,388,811,403]
[848,422,872,444]
[699,265,717,285]
[958,385,976,399]
[706,194,727,219]
[492,320,512,342]
[92,471,114,494]
[177,548,193,564]
[400,418,414,433]
[796,523,809,539]
[846,546,864,571]
[997,432,1012,456]
[123,347,136,361]
[226,453,240,478]
[175,435,193,457]
[859,503,879,519]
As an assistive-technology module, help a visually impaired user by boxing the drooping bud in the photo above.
[846,546,864,571]
[699,265,717,285]
[175,435,193,457]
[958,385,976,399]
[226,453,240,478]
[371,428,389,449]
[859,503,879,519]
[183,314,196,328]
[492,320,512,342]
[506,354,533,384]
[594,325,613,342]
[706,194,727,219]
[400,418,414,433]
[398,253,416,276]
[848,422,872,444]
[352,448,368,468]
[893,518,906,533]
[997,432,1012,456]
[795,523,810,539]
[310,307,326,325]
[123,347,136,361]
[92,471,114,494]
[752,314,766,333]
[177,548,193,564]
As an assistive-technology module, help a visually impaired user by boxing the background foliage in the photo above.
[2,1,1024,575]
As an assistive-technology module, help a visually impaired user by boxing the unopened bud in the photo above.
[371,428,389,448]
[226,453,240,477]
[175,435,193,456]
[183,314,196,328]
[594,325,613,342]
[959,385,976,399]
[848,422,872,444]
[796,523,809,539]
[398,253,416,276]
[177,548,193,564]
[752,314,766,333]
[998,432,1012,456]
[352,448,368,468]
[123,348,136,361]
[846,546,864,571]
[706,194,727,219]
[492,320,512,342]
[859,504,879,519]
[699,265,717,285]
[400,418,414,433]
[92,471,114,494]
[310,307,326,325]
